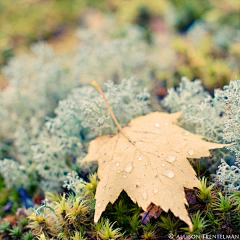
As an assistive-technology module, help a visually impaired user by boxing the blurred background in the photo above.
[0,0,240,225]
[0,0,239,92]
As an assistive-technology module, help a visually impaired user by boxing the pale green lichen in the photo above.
[0,22,152,191]
[162,77,240,191]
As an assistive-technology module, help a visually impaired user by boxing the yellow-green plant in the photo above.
[70,231,87,240]
[80,173,98,197]
[213,193,232,222]
[97,219,123,240]
[141,223,157,240]
[197,177,215,202]
[158,215,180,235]
[182,211,209,235]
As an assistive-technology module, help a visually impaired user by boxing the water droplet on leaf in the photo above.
[188,148,194,155]
[162,169,175,179]
[142,192,148,200]
[166,155,176,163]
[125,163,133,173]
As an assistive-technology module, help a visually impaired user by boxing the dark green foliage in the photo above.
[129,213,141,238]
[0,212,32,240]
[22,232,34,240]
[214,193,232,215]
[0,173,240,239]
[182,211,209,235]
[142,223,157,239]
[25,177,240,239]
[0,176,20,218]
[158,215,181,235]
[172,0,210,32]
[0,221,10,234]
[207,211,220,234]
[19,218,28,228]
[9,226,22,239]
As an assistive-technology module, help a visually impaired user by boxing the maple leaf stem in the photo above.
[91,81,124,134]
[91,81,157,161]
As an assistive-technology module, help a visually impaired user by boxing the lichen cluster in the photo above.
[162,77,240,192]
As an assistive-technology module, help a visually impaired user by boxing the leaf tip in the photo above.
[189,224,193,232]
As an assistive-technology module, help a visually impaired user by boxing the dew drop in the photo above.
[123,175,127,178]
[153,188,158,193]
[182,130,189,136]
[188,148,195,155]
[97,202,101,208]
[166,155,176,163]
[142,192,148,200]
[138,157,143,161]
[125,163,133,173]
[162,169,175,179]
[116,162,120,166]
[155,123,160,127]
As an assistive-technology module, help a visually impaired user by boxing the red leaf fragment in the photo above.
[140,203,163,224]
[185,189,197,205]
